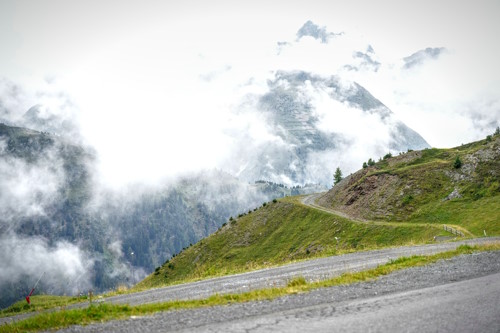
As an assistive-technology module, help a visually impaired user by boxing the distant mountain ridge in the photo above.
[230,71,430,185]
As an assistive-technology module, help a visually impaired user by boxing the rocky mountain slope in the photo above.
[228,71,429,185]
[317,134,500,235]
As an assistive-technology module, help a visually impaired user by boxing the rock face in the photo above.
[233,71,430,186]
[444,188,462,201]
[403,47,447,69]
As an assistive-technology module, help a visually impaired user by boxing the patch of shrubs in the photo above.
[402,194,414,206]
[362,158,376,168]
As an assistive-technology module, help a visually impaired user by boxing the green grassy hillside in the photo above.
[317,135,500,236]
[139,135,499,289]
[138,196,439,289]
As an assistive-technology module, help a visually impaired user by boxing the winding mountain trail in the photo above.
[300,192,474,237]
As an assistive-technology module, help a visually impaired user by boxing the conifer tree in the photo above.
[333,167,343,185]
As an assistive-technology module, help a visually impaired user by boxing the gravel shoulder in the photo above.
[55,249,500,333]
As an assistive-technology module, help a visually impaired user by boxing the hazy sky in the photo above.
[1,0,499,186]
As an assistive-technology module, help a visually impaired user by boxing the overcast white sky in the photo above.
[1,0,499,186]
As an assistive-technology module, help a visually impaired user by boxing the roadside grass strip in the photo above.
[0,296,89,319]
[2,243,499,333]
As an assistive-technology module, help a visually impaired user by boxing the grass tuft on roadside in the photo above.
[0,295,88,318]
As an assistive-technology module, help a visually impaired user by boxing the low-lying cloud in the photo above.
[0,139,63,224]
[0,232,92,296]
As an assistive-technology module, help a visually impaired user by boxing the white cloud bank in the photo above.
[0,0,498,187]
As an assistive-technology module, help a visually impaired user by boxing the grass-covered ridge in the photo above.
[139,135,499,290]
[318,135,500,236]
[138,196,440,289]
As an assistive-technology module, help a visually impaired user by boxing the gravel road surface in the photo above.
[1,238,498,326]
[93,237,500,306]
[55,249,500,333]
